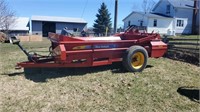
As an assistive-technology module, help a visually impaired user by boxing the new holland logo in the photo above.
[94,44,117,49]
[73,44,117,50]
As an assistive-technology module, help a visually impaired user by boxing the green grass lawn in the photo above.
[0,40,199,112]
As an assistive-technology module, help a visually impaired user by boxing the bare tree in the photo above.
[142,0,156,13]
[0,0,16,35]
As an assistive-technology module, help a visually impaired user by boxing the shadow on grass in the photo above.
[112,65,153,73]
[7,63,153,83]
[165,52,199,66]
[7,72,24,76]
[177,87,200,104]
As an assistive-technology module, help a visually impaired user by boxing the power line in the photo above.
[109,0,113,10]
[81,0,88,18]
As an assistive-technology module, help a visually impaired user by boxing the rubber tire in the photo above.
[123,46,148,72]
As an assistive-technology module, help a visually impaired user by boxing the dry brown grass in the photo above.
[0,40,199,112]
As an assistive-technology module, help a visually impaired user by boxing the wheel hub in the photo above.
[131,52,145,69]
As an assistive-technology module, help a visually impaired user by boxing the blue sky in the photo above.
[8,0,159,28]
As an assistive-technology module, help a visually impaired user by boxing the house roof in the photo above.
[31,16,87,23]
[10,17,29,31]
[123,11,173,21]
[147,13,173,18]
[168,0,194,9]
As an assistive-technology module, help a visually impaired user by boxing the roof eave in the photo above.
[122,11,135,21]
[31,19,87,24]
[174,6,195,9]
[148,16,173,19]
[123,11,149,21]
[8,29,29,31]
[152,0,162,11]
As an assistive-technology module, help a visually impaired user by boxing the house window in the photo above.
[153,19,157,27]
[128,21,131,26]
[166,5,170,14]
[140,21,143,26]
[176,20,184,27]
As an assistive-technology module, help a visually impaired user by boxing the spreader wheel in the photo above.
[123,46,148,72]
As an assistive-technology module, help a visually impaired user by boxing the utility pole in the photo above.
[114,0,118,34]
[192,0,198,34]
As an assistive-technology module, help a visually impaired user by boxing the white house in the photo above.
[123,12,174,35]
[123,0,197,35]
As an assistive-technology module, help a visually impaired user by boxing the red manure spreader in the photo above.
[10,26,167,72]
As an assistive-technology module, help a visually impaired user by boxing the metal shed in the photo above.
[31,16,87,37]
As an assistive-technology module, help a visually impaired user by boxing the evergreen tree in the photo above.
[93,2,112,36]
